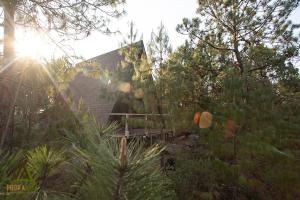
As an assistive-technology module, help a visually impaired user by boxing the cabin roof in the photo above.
[69,41,146,124]
[78,40,145,71]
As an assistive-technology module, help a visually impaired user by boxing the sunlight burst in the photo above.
[15,30,53,60]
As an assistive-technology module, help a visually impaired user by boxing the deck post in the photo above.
[125,114,129,137]
[109,113,171,139]
[162,117,166,142]
[145,115,148,136]
[172,127,175,138]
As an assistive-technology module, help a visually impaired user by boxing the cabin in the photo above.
[68,41,174,140]
[69,41,146,123]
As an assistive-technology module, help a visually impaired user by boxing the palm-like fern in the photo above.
[0,150,21,196]
[0,150,31,200]
[0,150,22,185]
[26,146,66,200]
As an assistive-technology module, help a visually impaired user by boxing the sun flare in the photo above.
[15,30,53,60]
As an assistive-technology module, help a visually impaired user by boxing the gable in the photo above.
[69,41,147,124]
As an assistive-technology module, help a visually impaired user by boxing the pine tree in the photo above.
[166,1,300,199]
[65,122,176,200]
[148,23,172,128]
[177,0,300,76]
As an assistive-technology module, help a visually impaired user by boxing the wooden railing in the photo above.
[109,113,173,140]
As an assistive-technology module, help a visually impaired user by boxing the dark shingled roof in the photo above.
[80,40,145,71]
[69,41,146,124]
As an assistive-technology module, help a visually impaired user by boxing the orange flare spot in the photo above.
[199,111,213,128]
[193,112,201,125]
[118,82,131,93]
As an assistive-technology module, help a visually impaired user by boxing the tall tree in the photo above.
[177,0,300,76]
[148,23,172,127]
[121,21,144,82]
[148,22,172,78]
[0,0,125,149]
[167,1,300,199]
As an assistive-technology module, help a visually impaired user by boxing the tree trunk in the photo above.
[157,62,166,129]
[3,0,16,63]
[231,1,243,76]
[0,1,17,149]
[233,39,243,75]
[27,109,32,143]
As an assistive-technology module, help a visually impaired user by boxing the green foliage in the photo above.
[148,23,172,73]
[27,146,65,184]
[177,0,299,76]
[0,150,35,200]
[66,123,175,200]
[26,146,66,200]
[0,150,23,192]
[170,157,236,200]
[4,57,81,149]
[1,1,300,199]
[160,1,300,199]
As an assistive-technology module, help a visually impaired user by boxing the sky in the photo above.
[70,0,199,60]
[71,0,300,61]
[11,0,300,62]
